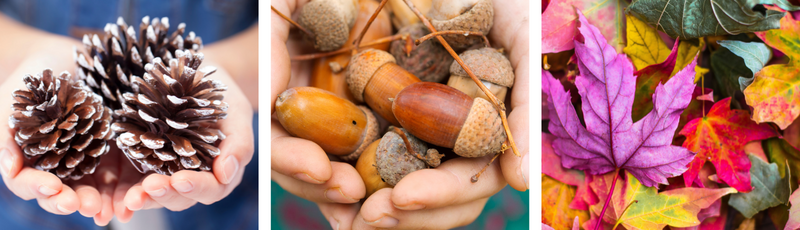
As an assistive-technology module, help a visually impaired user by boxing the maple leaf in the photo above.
[544,10,697,187]
[787,188,800,230]
[744,13,800,129]
[626,0,785,39]
[623,14,708,82]
[728,154,791,218]
[543,133,585,186]
[542,0,627,53]
[586,172,736,230]
[542,175,589,229]
[680,98,778,192]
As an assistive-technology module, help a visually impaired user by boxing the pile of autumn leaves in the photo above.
[542,5,800,230]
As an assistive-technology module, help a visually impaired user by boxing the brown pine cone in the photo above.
[9,69,113,180]
[112,50,227,175]
[74,16,203,109]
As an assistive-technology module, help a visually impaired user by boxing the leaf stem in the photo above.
[352,0,390,56]
[595,169,621,230]
[291,34,406,61]
[271,6,314,39]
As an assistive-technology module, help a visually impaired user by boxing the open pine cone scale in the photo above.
[112,50,227,175]
[10,69,113,180]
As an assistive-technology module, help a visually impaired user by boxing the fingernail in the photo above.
[394,203,425,210]
[520,153,529,190]
[328,217,339,230]
[38,185,58,196]
[324,188,358,203]
[56,203,70,213]
[146,187,166,198]
[222,156,239,184]
[172,180,194,193]
[365,216,399,228]
[0,148,11,177]
[293,173,324,184]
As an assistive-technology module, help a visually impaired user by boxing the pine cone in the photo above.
[112,50,227,175]
[9,69,113,180]
[74,16,203,109]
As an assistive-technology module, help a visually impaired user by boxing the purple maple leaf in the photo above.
[543,11,697,187]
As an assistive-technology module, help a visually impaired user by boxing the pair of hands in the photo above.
[271,0,529,229]
[0,30,255,226]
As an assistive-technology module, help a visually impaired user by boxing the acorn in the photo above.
[274,87,379,161]
[309,0,393,102]
[392,82,505,158]
[447,47,514,100]
[346,49,421,126]
[388,0,432,29]
[390,23,454,83]
[356,128,442,197]
[428,0,494,51]
[298,0,359,51]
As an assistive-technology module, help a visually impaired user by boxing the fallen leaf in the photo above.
[716,41,772,91]
[735,218,755,230]
[729,154,792,218]
[744,13,800,129]
[543,175,590,229]
[623,14,670,71]
[764,138,800,188]
[787,188,800,230]
[710,46,754,107]
[680,98,778,192]
[588,172,736,229]
[545,10,697,187]
[674,87,715,146]
[627,0,785,39]
[543,133,585,186]
[542,0,628,53]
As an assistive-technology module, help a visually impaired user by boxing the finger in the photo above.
[318,202,361,230]
[141,173,196,211]
[0,145,63,200]
[123,181,161,211]
[36,185,79,215]
[500,104,529,191]
[71,177,102,217]
[169,170,239,205]
[390,156,506,210]
[92,156,120,227]
[113,155,144,223]
[271,161,365,203]
[271,119,332,184]
[211,73,254,185]
[359,188,488,229]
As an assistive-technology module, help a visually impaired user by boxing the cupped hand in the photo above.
[122,60,255,218]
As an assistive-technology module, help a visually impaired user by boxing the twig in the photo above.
[271,6,314,39]
[471,144,507,183]
[402,0,520,158]
[415,30,490,48]
[291,34,405,61]
[352,0,390,56]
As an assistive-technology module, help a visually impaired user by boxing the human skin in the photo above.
[270,0,528,228]
[0,12,258,226]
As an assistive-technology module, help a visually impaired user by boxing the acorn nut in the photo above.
[347,49,421,126]
[274,87,379,161]
[447,47,514,100]
[298,0,359,51]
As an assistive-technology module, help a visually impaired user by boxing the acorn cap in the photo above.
[299,0,358,51]
[340,105,380,161]
[450,47,514,87]
[453,97,506,157]
[375,128,428,186]
[429,0,493,50]
[346,49,396,102]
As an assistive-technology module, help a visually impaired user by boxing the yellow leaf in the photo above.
[543,175,588,229]
[623,14,670,70]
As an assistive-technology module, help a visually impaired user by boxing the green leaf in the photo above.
[750,0,800,11]
[710,46,752,109]
[627,0,785,39]
[764,138,800,191]
[728,154,792,218]
[717,40,772,91]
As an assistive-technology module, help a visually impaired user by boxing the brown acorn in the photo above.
[355,139,390,197]
[112,50,227,175]
[392,82,505,158]
[298,0,359,51]
[375,127,442,186]
[447,47,514,100]
[347,49,421,126]
[275,87,379,161]
[10,69,113,180]
[390,23,454,83]
[428,0,494,51]
[74,16,202,109]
